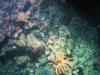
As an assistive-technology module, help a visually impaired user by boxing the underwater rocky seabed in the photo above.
[0,0,100,75]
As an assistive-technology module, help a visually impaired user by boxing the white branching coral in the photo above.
[26,33,45,51]
[15,33,26,46]
[48,25,73,55]
[15,33,45,52]
[15,55,31,65]
[48,37,73,55]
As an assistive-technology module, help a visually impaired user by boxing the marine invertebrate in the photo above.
[15,55,31,65]
[15,33,45,52]
[48,51,72,75]
[13,27,23,38]
[0,0,35,37]
[0,33,5,42]
[0,0,22,37]
[26,33,45,52]
[72,39,97,75]
[48,25,73,55]
[48,37,73,55]
[46,27,73,75]
[0,0,18,15]
[15,33,26,46]
[29,0,43,7]
[39,20,50,32]
[17,12,29,22]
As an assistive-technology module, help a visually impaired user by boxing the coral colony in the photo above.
[0,0,100,75]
